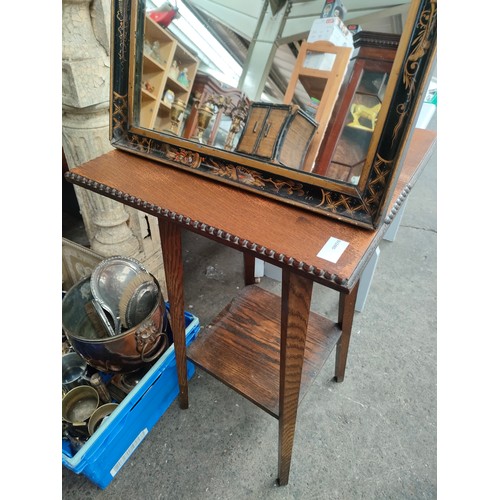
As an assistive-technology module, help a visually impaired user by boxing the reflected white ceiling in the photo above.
[178,0,412,100]
[188,0,410,42]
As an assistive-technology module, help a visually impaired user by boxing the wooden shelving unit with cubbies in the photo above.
[140,15,199,134]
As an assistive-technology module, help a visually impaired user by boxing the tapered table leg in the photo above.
[243,252,256,286]
[334,280,360,383]
[278,268,313,486]
[158,218,188,409]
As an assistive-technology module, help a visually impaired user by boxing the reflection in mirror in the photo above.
[138,10,199,134]
[117,0,436,228]
[137,1,248,149]
[322,68,387,185]
[134,0,407,184]
[314,31,400,185]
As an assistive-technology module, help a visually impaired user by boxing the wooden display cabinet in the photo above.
[314,31,400,182]
[235,103,318,170]
[139,15,199,134]
[182,72,249,149]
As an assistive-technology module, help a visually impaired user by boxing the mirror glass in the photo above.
[112,0,437,228]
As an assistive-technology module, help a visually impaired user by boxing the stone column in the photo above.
[63,0,139,256]
[62,0,167,294]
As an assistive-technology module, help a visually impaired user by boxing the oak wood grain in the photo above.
[278,269,313,486]
[158,219,188,408]
[334,280,360,383]
[66,129,436,293]
[186,285,341,418]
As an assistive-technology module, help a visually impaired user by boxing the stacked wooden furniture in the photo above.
[139,15,199,133]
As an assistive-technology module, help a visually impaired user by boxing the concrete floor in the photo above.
[62,117,437,499]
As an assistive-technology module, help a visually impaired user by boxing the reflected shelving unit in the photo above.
[140,15,199,134]
[283,40,352,172]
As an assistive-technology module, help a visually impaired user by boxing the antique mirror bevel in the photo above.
[110,0,437,229]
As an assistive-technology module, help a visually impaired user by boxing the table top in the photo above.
[66,128,436,293]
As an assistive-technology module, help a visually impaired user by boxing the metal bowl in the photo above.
[62,352,89,393]
[62,386,100,425]
[62,275,167,373]
[88,403,119,435]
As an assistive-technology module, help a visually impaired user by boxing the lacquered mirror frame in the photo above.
[109,0,437,229]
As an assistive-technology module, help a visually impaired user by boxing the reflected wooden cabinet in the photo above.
[140,15,199,134]
[235,103,318,170]
[182,73,249,150]
[314,31,400,183]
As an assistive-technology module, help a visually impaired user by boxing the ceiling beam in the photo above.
[345,3,410,25]
[187,0,265,39]
[238,1,292,99]
[269,0,288,15]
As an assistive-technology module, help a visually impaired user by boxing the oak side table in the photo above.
[65,128,436,485]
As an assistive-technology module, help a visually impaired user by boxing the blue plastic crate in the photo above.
[62,308,200,489]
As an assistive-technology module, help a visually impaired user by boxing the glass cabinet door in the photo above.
[327,67,389,184]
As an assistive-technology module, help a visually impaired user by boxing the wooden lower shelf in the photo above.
[186,285,341,418]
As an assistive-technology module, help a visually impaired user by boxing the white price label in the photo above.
[317,237,349,264]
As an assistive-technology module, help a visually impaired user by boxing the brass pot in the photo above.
[62,386,100,425]
[170,98,187,133]
[88,403,119,435]
[62,276,167,373]
[196,102,216,142]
